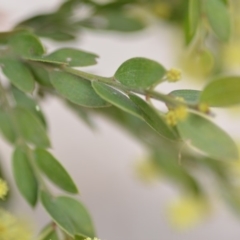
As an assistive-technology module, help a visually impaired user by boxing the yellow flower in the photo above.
[174,106,188,121]
[135,158,160,183]
[166,68,182,82]
[0,179,8,200]
[198,103,210,114]
[175,97,185,103]
[0,208,33,240]
[166,110,177,126]
[167,196,209,230]
[166,106,188,126]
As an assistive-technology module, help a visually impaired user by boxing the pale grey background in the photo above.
[0,0,240,239]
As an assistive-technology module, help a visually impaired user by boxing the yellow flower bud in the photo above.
[0,178,8,200]
[166,110,178,126]
[166,68,182,82]
[198,103,210,113]
[174,106,188,121]
[135,158,160,183]
[175,97,185,103]
[0,208,33,240]
[167,196,209,230]
[166,106,188,126]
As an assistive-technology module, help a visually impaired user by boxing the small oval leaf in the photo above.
[92,82,142,118]
[50,70,110,108]
[177,111,239,161]
[34,149,78,194]
[12,87,47,127]
[204,0,231,41]
[0,110,16,143]
[185,0,201,43]
[115,57,166,89]
[169,89,201,105]
[0,58,35,93]
[129,94,178,140]
[44,48,99,67]
[9,32,45,57]
[13,107,50,148]
[41,191,95,238]
[12,146,38,206]
[200,76,240,107]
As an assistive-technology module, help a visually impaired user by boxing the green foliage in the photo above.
[185,0,201,44]
[201,76,240,107]
[34,149,78,194]
[169,89,201,105]
[0,58,35,93]
[177,111,239,161]
[50,70,110,108]
[44,48,99,67]
[204,0,231,41]
[41,191,95,238]
[0,0,240,238]
[115,57,166,89]
[92,82,142,118]
[129,94,178,140]
[0,110,16,143]
[12,146,38,206]
[13,107,50,148]
[8,32,45,57]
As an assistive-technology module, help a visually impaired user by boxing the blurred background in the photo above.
[0,0,240,239]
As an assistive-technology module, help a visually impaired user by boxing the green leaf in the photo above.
[27,63,52,87]
[114,57,166,89]
[43,231,59,240]
[204,0,231,41]
[8,32,45,57]
[39,31,75,41]
[12,146,38,206]
[129,94,178,140]
[25,56,66,65]
[13,107,50,148]
[41,191,95,238]
[74,235,88,240]
[185,0,201,43]
[0,58,35,93]
[177,111,239,161]
[169,89,201,104]
[44,48,99,67]
[12,87,47,127]
[92,82,142,118]
[102,11,145,32]
[34,149,78,194]
[50,70,110,108]
[0,110,16,143]
[200,76,240,107]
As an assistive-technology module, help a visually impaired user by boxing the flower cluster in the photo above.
[167,196,209,229]
[166,106,188,126]
[166,68,182,82]
[0,178,8,200]
[0,208,32,240]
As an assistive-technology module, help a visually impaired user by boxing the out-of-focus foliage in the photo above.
[1,0,240,239]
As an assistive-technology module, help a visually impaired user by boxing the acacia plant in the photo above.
[1,0,240,239]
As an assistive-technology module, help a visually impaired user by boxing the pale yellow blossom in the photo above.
[166,106,188,126]
[167,196,209,230]
[166,68,182,82]
[198,103,210,113]
[135,158,160,183]
[0,208,32,240]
